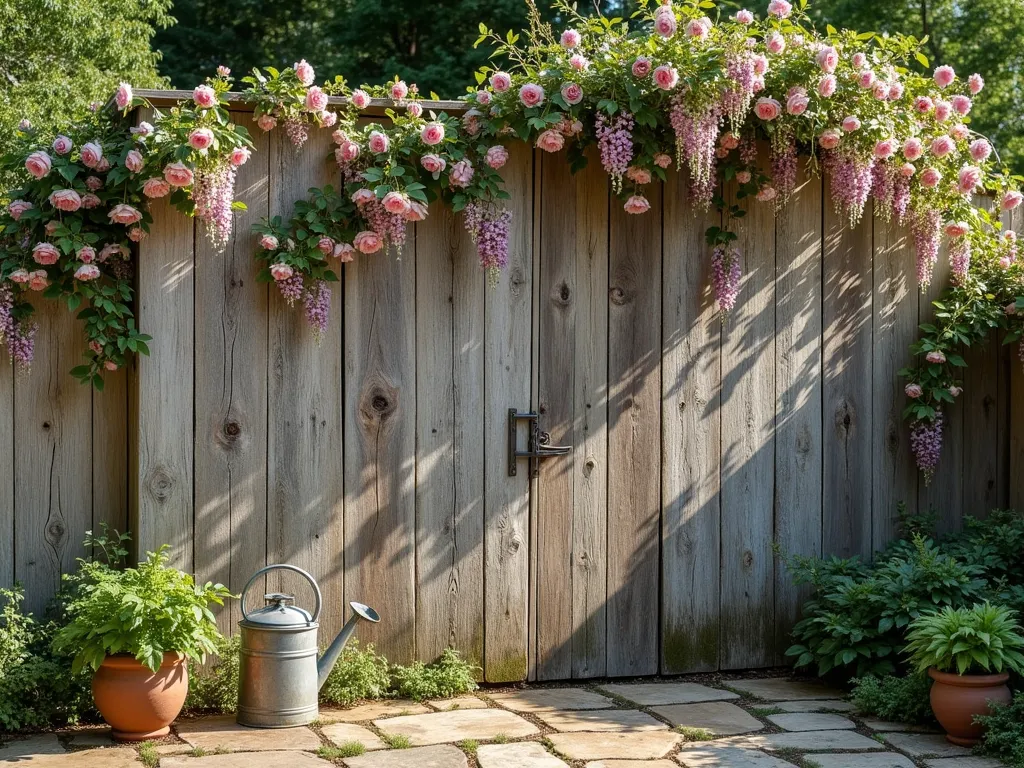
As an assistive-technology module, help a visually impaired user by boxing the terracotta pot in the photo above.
[928,666,1011,746]
[92,652,189,741]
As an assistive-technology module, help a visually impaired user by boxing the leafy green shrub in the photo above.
[976,692,1024,768]
[184,634,240,714]
[946,509,1024,584]
[319,639,392,706]
[391,648,479,701]
[905,603,1024,675]
[850,674,935,725]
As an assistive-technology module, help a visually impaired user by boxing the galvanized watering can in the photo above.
[236,564,380,728]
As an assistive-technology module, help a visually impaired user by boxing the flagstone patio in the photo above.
[0,676,1005,767]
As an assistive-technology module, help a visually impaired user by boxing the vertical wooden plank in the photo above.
[607,184,661,677]
[822,181,873,559]
[872,215,919,549]
[719,174,775,670]
[194,114,270,633]
[14,299,92,615]
[133,104,194,569]
[484,143,534,682]
[1007,207,1024,513]
[773,163,822,657]
[267,127,344,640]
[414,203,485,666]
[962,336,1002,517]
[661,175,721,673]
[92,371,128,538]
[0,357,12,587]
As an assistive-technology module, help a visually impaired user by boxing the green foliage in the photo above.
[138,741,160,768]
[184,635,241,714]
[678,726,715,741]
[976,692,1024,768]
[53,545,233,673]
[382,733,412,749]
[456,739,479,756]
[390,648,479,702]
[317,743,366,759]
[319,639,393,706]
[850,673,935,725]
[905,602,1024,675]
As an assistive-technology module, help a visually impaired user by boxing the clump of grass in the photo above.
[137,741,159,768]
[391,648,479,702]
[677,726,715,741]
[382,733,412,749]
[320,640,393,706]
[751,706,785,716]
[457,738,479,756]
[491,733,510,744]
[317,742,366,759]
[189,747,208,758]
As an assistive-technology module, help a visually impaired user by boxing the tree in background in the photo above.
[0,0,173,185]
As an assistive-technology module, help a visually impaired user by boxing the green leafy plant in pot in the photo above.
[905,602,1024,746]
[53,535,232,741]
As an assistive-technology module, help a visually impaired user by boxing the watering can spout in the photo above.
[317,602,381,690]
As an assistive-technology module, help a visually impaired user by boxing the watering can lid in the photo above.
[244,593,316,627]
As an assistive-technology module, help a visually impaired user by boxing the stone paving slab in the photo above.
[343,744,469,768]
[880,733,972,758]
[1,748,140,767]
[725,678,845,701]
[477,742,568,768]
[428,696,489,711]
[320,700,432,723]
[537,709,669,733]
[765,712,855,731]
[154,743,192,755]
[807,754,916,768]
[651,702,763,736]
[586,761,677,768]
[57,728,116,749]
[675,745,799,767]
[859,717,938,732]
[720,729,885,751]
[772,699,854,713]
[162,751,331,767]
[321,722,387,750]
[489,688,615,712]
[598,683,739,706]
[925,759,1005,768]
[546,731,680,760]
[0,735,65,759]
[375,708,538,746]
[177,715,321,751]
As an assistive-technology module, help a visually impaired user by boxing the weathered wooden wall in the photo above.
[2,112,1022,680]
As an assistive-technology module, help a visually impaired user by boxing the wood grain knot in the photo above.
[552,281,572,307]
[42,421,51,431]
[360,381,399,424]
[742,550,754,568]
[834,399,856,437]
[583,458,596,477]
[609,286,629,306]
[147,467,175,502]
[46,519,66,545]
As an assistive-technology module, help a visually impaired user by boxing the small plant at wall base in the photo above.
[975,693,1024,768]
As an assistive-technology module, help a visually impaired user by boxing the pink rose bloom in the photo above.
[817,74,837,98]
[25,150,52,179]
[850,52,865,69]
[752,54,769,76]
[84,175,102,192]
[32,242,60,265]
[114,82,133,110]
[857,70,876,89]
[486,145,509,169]
[8,200,33,220]
[951,94,972,116]
[99,243,127,261]
[44,220,59,236]
[1001,190,1023,210]
[9,269,30,284]
[536,129,565,153]
[260,234,279,250]
[873,81,889,100]
[720,132,740,150]
[786,92,810,116]
[934,64,956,88]
[949,386,962,397]
[351,188,376,205]
[48,189,82,212]
[903,138,924,161]
[632,57,652,78]
[623,195,650,214]
[934,99,952,122]
[687,17,711,40]
[75,264,100,282]
[338,140,360,163]
[350,89,371,109]
[754,97,781,121]
[317,237,335,255]
[968,73,984,95]
[304,86,328,112]
[382,191,411,215]
[52,135,72,155]
[132,121,154,138]
[217,65,231,77]
[925,350,946,364]
[404,201,428,222]
[561,82,584,106]
[257,114,277,132]
[420,154,446,174]
[420,122,445,146]
[920,167,942,188]
[490,72,512,92]
[653,153,672,169]
[124,149,144,173]
[900,163,916,178]
[354,231,383,254]
[842,115,861,132]
[757,185,778,202]
[80,142,103,169]
[391,80,409,101]
[944,221,969,237]
[957,165,983,194]
[735,9,754,23]
[96,157,110,172]
[475,90,492,106]
[560,29,581,48]
[626,166,652,185]
[569,54,589,71]
[81,193,100,209]
[653,65,679,90]
[108,203,142,225]
[818,129,841,150]
[142,177,171,198]
[767,0,792,17]
[28,271,49,292]
[930,135,955,158]
[270,263,294,281]
[78,246,96,263]
[905,383,923,398]
[230,146,251,166]
[449,159,474,187]
[320,110,338,129]
[914,96,934,114]
[400,103,419,121]
[519,83,545,108]
[294,59,315,86]
[368,131,390,154]
[950,123,969,141]
[193,85,217,108]
[816,47,838,74]
[736,170,752,183]
[888,81,905,100]
[333,242,355,262]
[163,162,194,187]
[969,139,992,162]
[654,9,677,38]
[103,361,118,372]
[874,139,897,160]
[766,32,785,55]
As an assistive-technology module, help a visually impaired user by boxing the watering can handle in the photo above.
[240,564,323,623]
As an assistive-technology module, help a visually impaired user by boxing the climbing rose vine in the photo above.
[1,0,1023,482]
